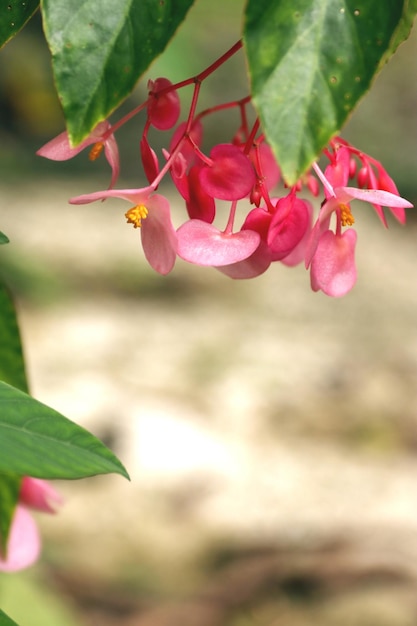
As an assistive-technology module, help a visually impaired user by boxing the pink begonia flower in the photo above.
[70,187,177,275]
[177,219,260,266]
[37,121,120,189]
[310,229,357,297]
[0,478,61,573]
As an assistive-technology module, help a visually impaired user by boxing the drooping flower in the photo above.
[37,120,120,189]
[310,228,357,297]
[0,478,61,573]
[70,187,177,275]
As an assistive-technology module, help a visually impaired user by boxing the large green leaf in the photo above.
[0,381,129,480]
[0,283,29,394]
[41,0,196,145]
[0,609,20,626]
[0,475,21,555]
[0,0,39,49]
[244,0,413,184]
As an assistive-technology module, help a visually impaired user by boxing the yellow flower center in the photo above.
[89,142,104,161]
[340,202,355,226]
[125,205,149,228]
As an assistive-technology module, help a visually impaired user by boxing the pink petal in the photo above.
[177,219,260,266]
[324,146,350,190]
[104,133,120,189]
[141,137,159,184]
[70,186,153,205]
[169,120,203,163]
[310,228,357,297]
[37,121,110,161]
[141,194,177,275]
[217,241,271,278]
[186,165,216,223]
[242,207,272,241]
[199,144,256,201]
[267,195,310,261]
[0,506,40,572]
[340,186,413,208]
[19,478,62,513]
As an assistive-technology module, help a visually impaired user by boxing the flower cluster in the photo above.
[0,477,61,572]
[37,41,413,297]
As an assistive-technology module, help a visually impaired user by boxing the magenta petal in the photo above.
[199,144,256,201]
[177,219,260,266]
[0,506,40,572]
[147,78,180,130]
[141,194,177,275]
[19,478,62,513]
[310,229,357,297]
[267,196,310,261]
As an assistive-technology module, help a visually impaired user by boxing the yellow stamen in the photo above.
[340,202,355,226]
[89,142,104,161]
[125,205,149,228]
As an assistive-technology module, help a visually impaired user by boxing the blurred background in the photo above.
[1,1,417,625]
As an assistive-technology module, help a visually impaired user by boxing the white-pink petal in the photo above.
[339,186,413,208]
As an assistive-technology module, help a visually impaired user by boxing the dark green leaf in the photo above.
[0,381,129,480]
[0,1,39,49]
[244,0,407,184]
[0,283,29,393]
[0,609,20,626]
[0,233,9,245]
[41,0,196,145]
[0,474,21,555]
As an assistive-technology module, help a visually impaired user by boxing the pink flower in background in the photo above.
[37,120,120,189]
[0,478,61,573]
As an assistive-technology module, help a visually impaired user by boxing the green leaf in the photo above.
[0,1,39,49]
[387,0,417,56]
[244,0,407,184]
[0,474,21,556]
[0,609,20,626]
[0,283,29,394]
[0,381,129,480]
[41,0,196,145]
[0,233,9,245]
